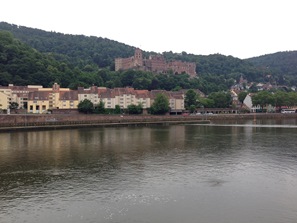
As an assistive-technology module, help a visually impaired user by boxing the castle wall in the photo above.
[115,49,197,76]
[168,61,196,77]
[115,57,134,71]
[145,55,168,73]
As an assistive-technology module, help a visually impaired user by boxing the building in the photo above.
[78,85,104,105]
[115,48,197,77]
[0,89,10,110]
[0,84,43,109]
[27,91,51,114]
[243,94,260,113]
[28,83,78,113]
[2,83,186,114]
[77,86,184,111]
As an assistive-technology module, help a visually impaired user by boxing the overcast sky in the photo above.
[1,0,296,59]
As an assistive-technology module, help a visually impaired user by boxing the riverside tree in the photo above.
[78,99,94,114]
[185,89,197,111]
[150,93,170,115]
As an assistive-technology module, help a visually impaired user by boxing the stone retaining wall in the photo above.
[0,113,296,129]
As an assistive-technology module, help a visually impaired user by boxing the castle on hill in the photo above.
[115,48,197,77]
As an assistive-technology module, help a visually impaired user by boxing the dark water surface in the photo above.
[1,119,297,223]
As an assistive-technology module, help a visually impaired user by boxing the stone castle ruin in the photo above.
[115,49,197,77]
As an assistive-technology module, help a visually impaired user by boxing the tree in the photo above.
[252,91,274,111]
[127,103,143,114]
[94,100,105,114]
[199,97,215,108]
[150,93,169,115]
[238,91,248,103]
[185,89,197,110]
[288,92,297,107]
[77,99,94,114]
[208,91,232,108]
[273,91,288,109]
[9,102,19,109]
[189,105,196,113]
[114,105,121,114]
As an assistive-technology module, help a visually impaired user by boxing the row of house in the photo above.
[0,83,185,114]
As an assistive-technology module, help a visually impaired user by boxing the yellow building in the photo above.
[0,90,10,110]
[59,91,79,109]
[27,83,78,113]
[27,91,51,113]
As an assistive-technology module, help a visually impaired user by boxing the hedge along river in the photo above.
[0,118,297,223]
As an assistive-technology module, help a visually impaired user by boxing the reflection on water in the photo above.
[0,119,297,223]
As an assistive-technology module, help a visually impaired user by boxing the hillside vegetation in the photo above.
[246,51,297,86]
[1,22,296,92]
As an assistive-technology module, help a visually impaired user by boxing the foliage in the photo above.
[288,92,297,107]
[208,91,232,108]
[114,105,121,114]
[0,22,133,69]
[198,97,215,108]
[238,91,248,103]
[150,93,170,115]
[127,103,143,114]
[252,91,275,110]
[185,89,197,110]
[247,51,297,86]
[9,102,19,109]
[189,105,196,113]
[94,100,105,114]
[250,90,297,112]
[77,99,94,113]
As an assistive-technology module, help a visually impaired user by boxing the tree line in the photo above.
[252,90,297,111]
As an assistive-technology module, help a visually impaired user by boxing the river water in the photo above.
[0,119,297,223]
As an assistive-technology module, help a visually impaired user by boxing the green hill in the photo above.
[0,30,75,87]
[246,51,297,85]
[1,21,296,92]
[0,22,134,69]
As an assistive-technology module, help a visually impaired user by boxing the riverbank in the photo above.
[0,113,296,132]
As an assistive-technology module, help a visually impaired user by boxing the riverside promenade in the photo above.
[0,113,296,132]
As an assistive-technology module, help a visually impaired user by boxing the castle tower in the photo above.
[134,48,143,67]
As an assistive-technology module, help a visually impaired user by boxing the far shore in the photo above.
[0,113,296,132]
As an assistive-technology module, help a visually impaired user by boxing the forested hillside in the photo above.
[0,22,134,69]
[0,31,75,87]
[1,22,296,92]
[246,51,297,86]
[0,30,204,92]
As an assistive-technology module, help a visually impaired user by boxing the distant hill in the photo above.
[0,30,75,87]
[246,51,297,73]
[246,51,297,85]
[0,22,258,76]
[1,21,296,91]
[0,22,135,69]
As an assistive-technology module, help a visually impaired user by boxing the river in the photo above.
[0,119,297,223]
